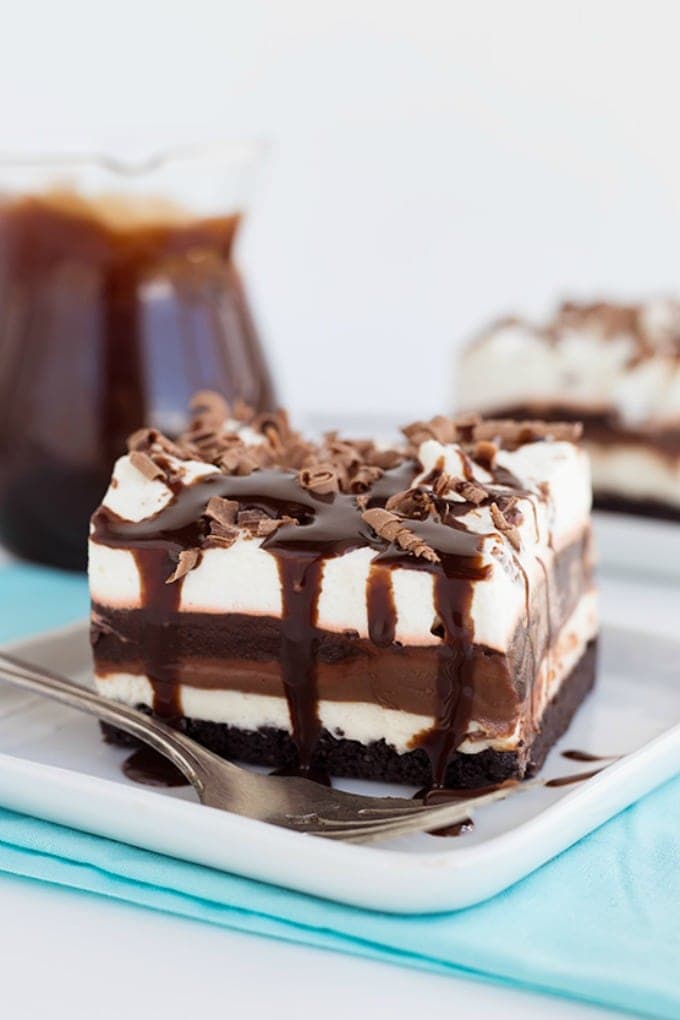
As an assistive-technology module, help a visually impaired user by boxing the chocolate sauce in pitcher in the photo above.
[0,189,275,569]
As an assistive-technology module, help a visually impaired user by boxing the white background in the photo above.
[3,1,680,417]
[0,8,676,1015]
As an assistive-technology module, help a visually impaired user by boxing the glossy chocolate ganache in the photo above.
[91,395,590,788]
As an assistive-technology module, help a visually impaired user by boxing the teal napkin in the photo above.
[0,563,678,1018]
[0,562,90,643]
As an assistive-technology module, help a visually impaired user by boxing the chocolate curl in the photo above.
[127,428,195,462]
[385,487,434,519]
[298,463,340,496]
[189,390,230,426]
[402,413,482,448]
[349,464,384,493]
[204,496,239,527]
[255,515,298,537]
[490,502,521,551]
[127,428,156,453]
[361,507,440,563]
[368,447,404,470]
[454,478,488,505]
[253,409,293,454]
[472,439,498,469]
[166,548,200,584]
[402,415,457,447]
[217,447,258,476]
[129,451,165,482]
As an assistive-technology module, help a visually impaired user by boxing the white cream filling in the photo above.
[457,316,680,429]
[103,455,220,522]
[586,443,680,508]
[94,589,597,756]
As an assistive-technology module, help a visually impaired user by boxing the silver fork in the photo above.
[0,652,522,843]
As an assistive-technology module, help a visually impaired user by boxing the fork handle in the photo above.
[0,651,210,790]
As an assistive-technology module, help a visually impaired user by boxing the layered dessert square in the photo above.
[89,394,597,789]
[457,300,680,521]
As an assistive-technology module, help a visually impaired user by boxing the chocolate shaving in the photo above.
[298,463,340,496]
[368,448,404,470]
[472,439,498,468]
[129,450,165,482]
[490,502,521,551]
[253,410,292,453]
[323,436,362,471]
[426,471,487,505]
[232,398,255,423]
[361,507,439,563]
[204,496,239,527]
[127,428,155,453]
[451,412,482,443]
[402,415,458,447]
[189,390,230,425]
[187,425,220,448]
[127,428,194,461]
[205,522,240,549]
[256,515,298,537]
[385,487,434,519]
[166,548,200,584]
[217,448,258,476]
[237,509,268,532]
[403,413,582,455]
[455,478,488,505]
[349,464,384,492]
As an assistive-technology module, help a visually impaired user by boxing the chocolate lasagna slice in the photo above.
[89,394,598,789]
[457,299,680,521]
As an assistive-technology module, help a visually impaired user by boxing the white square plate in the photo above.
[0,621,677,914]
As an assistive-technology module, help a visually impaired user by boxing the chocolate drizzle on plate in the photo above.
[122,746,190,787]
[429,817,474,838]
[561,749,617,763]
[545,767,604,787]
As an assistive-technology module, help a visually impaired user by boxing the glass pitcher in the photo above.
[0,143,277,570]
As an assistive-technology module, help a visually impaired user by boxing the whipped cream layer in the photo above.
[458,302,680,429]
[95,589,597,754]
[90,436,593,654]
[587,444,680,509]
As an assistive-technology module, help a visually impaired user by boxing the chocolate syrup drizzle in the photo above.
[545,767,603,787]
[93,452,539,787]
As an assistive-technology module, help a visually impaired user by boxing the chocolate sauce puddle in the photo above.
[429,818,474,838]
[122,746,189,787]
[415,780,514,837]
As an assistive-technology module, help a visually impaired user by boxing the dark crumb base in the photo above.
[594,493,680,524]
[102,640,597,789]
